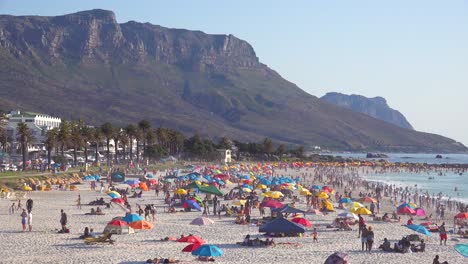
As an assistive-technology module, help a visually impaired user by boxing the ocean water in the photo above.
[324,153,468,203]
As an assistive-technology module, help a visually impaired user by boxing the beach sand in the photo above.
[0,168,466,264]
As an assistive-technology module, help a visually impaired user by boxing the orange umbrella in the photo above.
[455,212,468,219]
[359,197,377,203]
[129,220,154,229]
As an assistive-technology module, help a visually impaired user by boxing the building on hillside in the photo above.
[217,149,232,164]
[6,110,61,154]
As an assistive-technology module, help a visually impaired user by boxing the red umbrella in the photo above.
[182,243,203,252]
[108,220,128,226]
[322,186,333,193]
[148,179,157,185]
[111,198,126,204]
[243,179,252,184]
[455,212,468,219]
[177,235,205,244]
[397,206,415,215]
[291,217,312,227]
[262,200,283,209]
[214,174,230,180]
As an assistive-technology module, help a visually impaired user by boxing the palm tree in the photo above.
[138,120,151,161]
[135,128,143,163]
[44,128,58,170]
[80,125,93,165]
[70,120,85,166]
[58,120,71,156]
[100,122,114,166]
[0,111,9,152]
[119,129,129,162]
[91,127,103,166]
[17,122,34,171]
[124,124,137,161]
[112,127,121,164]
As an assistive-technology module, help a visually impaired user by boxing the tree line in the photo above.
[0,112,305,171]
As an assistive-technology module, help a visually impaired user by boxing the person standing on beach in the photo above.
[60,209,67,232]
[20,209,27,232]
[313,228,318,242]
[439,222,447,245]
[361,225,368,251]
[77,194,81,209]
[26,198,33,213]
[9,202,15,215]
[367,226,374,251]
[27,211,32,231]
[358,215,366,238]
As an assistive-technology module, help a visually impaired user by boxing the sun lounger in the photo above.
[84,233,115,245]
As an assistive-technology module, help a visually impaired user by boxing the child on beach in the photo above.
[313,228,318,242]
[9,202,15,215]
[20,209,27,232]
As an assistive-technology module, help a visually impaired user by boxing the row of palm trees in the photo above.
[8,118,186,171]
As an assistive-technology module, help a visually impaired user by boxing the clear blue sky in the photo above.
[1,0,467,146]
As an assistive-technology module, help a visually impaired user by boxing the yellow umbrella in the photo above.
[175,189,188,195]
[350,207,372,215]
[409,202,417,208]
[300,189,312,196]
[233,199,247,206]
[256,184,268,190]
[317,191,329,199]
[345,202,364,209]
[242,188,252,193]
[262,191,284,199]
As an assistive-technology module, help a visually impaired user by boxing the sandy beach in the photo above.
[0,167,466,264]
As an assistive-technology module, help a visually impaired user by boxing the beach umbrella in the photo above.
[455,213,468,219]
[337,212,359,220]
[232,199,247,206]
[256,184,268,190]
[193,195,203,203]
[397,203,416,210]
[122,214,144,223]
[111,198,126,205]
[414,208,426,216]
[182,243,203,252]
[175,189,188,195]
[183,200,202,211]
[359,197,377,203]
[406,224,432,236]
[338,198,352,204]
[397,206,416,215]
[129,220,154,230]
[322,186,334,193]
[262,200,283,209]
[311,185,322,190]
[291,217,312,227]
[178,235,206,244]
[191,217,215,226]
[125,179,140,186]
[242,187,252,193]
[108,219,128,226]
[192,244,223,257]
[317,192,329,199]
[345,202,363,209]
[454,244,468,258]
[107,192,121,199]
[409,202,418,209]
[261,191,284,199]
[351,207,372,215]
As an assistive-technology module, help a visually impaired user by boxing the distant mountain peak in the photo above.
[321,92,414,130]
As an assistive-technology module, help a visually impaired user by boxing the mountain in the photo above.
[0,9,465,152]
[321,92,414,130]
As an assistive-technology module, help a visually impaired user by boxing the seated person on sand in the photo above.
[79,227,91,239]
[146,258,180,263]
[379,238,392,252]
[413,239,425,252]
[242,235,251,246]
[89,228,97,238]
[198,256,215,262]
[168,206,176,213]
[382,213,390,222]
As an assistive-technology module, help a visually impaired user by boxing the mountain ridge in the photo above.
[0,9,466,153]
[321,92,414,130]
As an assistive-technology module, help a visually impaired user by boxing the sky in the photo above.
[1,0,467,145]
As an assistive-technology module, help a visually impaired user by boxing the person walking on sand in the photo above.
[77,194,81,209]
[60,209,67,232]
[27,211,32,231]
[20,209,27,232]
[367,226,374,251]
[9,202,15,215]
[313,228,318,242]
[358,214,365,238]
[439,222,447,245]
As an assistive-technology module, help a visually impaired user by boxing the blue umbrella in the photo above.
[312,185,322,190]
[339,198,353,204]
[122,214,144,223]
[146,173,154,178]
[184,200,202,211]
[108,192,120,199]
[398,203,415,210]
[192,244,223,257]
[406,224,432,236]
[454,244,468,258]
[125,179,140,185]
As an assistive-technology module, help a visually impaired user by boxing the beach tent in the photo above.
[103,220,134,234]
[397,206,415,215]
[191,217,215,226]
[272,204,306,215]
[259,216,305,234]
[325,252,349,264]
[454,244,468,258]
[397,203,416,210]
[191,244,223,257]
[129,220,154,230]
[183,200,202,211]
[122,214,144,223]
[414,208,426,216]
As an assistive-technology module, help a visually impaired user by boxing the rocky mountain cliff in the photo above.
[321,92,414,130]
[0,9,465,152]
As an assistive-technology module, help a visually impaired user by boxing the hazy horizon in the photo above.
[1,0,467,146]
